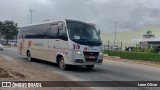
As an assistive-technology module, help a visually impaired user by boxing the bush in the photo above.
[133,47,157,53]
[144,48,148,52]
[104,50,160,62]
[147,48,155,53]
[136,48,145,52]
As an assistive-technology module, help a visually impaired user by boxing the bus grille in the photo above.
[83,52,99,62]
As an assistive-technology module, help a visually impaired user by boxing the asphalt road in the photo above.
[0,47,160,90]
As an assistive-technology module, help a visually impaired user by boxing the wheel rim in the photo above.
[27,52,31,61]
[59,59,65,69]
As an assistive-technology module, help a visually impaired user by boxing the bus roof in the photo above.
[20,19,95,28]
[20,19,86,28]
[20,19,65,28]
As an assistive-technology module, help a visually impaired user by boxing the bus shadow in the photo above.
[31,58,59,67]
[23,58,99,72]
[66,65,97,72]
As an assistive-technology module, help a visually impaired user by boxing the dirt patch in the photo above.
[0,55,70,81]
[0,68,13,78]
[0,67,26,79]
[0,54,92,90]
[9,71,26,78]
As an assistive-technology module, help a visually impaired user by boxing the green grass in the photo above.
[104,50,160,62]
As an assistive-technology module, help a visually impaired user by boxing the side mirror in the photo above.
[98,30,101,35]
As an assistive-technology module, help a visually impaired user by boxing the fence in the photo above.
[103,41,160,62]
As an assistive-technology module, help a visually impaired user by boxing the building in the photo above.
[101,26,160,50]
[131,30,160,49]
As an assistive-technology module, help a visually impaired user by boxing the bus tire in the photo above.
[59,57,67,70]
[27,51,32,62]
[86,65,94,70]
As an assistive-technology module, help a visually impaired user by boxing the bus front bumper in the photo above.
[67,59,103,65]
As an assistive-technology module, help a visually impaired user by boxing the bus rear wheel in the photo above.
[59,57,67,70]
[27,51,32,61]
[86,65,94,70]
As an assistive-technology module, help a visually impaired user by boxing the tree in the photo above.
[0,21,3,33]
[0,21,5,39]
[146,30,152,35]
[1,20,18,44]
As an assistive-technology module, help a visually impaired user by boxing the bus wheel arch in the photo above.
[56,55,67,70]
[56,55,62,65]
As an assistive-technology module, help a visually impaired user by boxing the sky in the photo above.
[0,0,160,32]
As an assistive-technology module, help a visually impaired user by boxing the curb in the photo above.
[104,54,120,58]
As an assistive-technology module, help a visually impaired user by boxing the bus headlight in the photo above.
[74,50,81,54]
[99,52,103,57]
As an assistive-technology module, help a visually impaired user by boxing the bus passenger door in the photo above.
[56,23,69,63]
[47,24,58,62]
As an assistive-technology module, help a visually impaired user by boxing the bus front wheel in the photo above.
[59,57,67,70]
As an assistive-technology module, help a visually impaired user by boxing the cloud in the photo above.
[35,0,51,4]
[0,0,160,32]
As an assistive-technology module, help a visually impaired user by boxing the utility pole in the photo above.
[114,22,117,46]
[29,10,34,24]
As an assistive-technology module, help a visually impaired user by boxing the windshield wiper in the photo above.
[91,40,100,44]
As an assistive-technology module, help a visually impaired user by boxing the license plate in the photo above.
[88,56,95,59]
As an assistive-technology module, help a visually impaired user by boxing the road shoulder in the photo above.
[0,55,91,90]
[104,55,160,67]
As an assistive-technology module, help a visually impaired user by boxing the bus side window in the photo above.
[48,24,58,39]
[43,29,49,39]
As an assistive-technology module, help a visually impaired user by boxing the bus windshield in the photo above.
[66,21,102,46]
